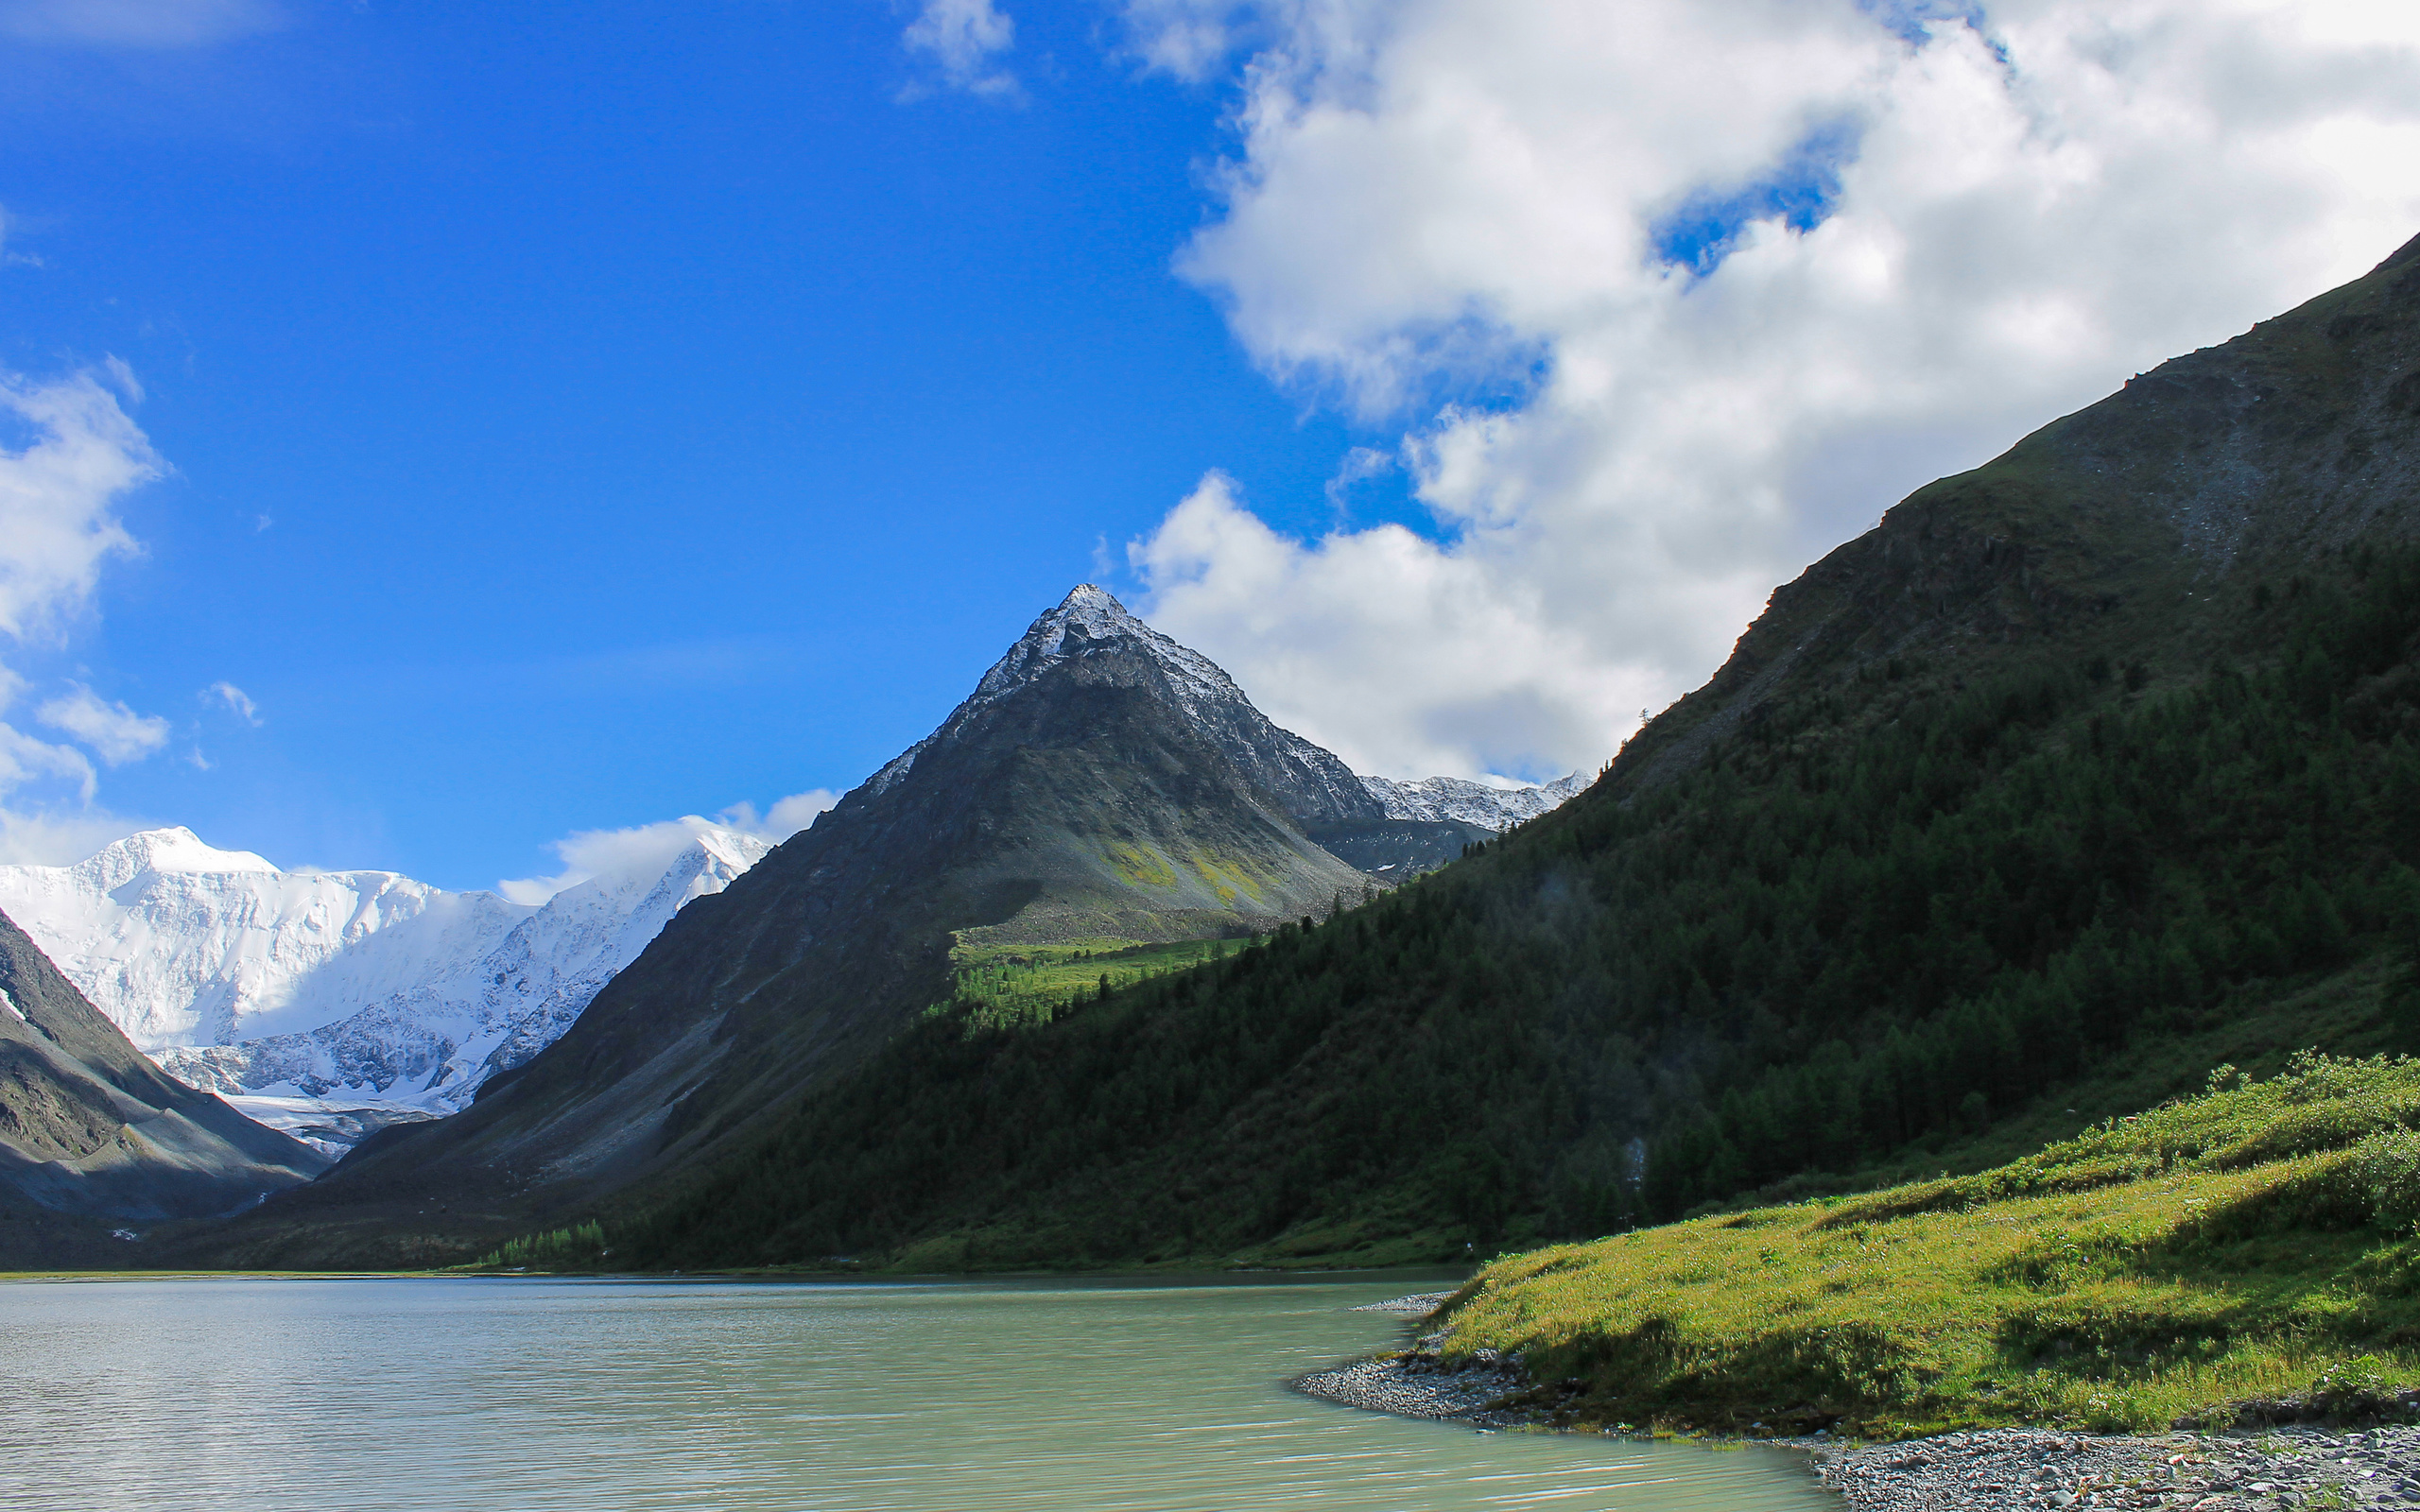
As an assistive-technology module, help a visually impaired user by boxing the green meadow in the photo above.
[1437,1053,2420,1437]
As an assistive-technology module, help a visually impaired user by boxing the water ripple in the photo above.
[0,1275,1837,1512]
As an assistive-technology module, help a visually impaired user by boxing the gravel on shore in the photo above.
[1300,1295,2420,1509]
[1292,1350,1533,1423]
[1816,1424,2420,1510]
[1294,1292,1527,1423]
[1348,1290,1457,1317]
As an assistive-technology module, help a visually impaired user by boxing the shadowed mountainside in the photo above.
[0,909,327,1266]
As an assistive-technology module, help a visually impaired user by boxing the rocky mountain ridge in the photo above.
[0,907,325,1265]
[870,584,1386,826]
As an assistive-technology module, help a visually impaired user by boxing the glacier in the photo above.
[0,824,773,1156]
[1357,772,1588,830]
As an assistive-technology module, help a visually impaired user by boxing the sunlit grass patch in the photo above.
[1443,1053,2420,1436]
[931,936,1234,1031]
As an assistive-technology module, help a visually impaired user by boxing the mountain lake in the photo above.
[0,1272,1837,1511]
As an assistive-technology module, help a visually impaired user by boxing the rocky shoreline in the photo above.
[1815,1425,2420,1509]
[1297,1295,2420,1509]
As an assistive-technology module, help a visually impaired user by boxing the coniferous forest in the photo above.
[615,545,2420,1270]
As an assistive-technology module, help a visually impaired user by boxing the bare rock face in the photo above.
[0,907,327,1264]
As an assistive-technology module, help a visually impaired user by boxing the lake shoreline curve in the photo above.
[1297,1295,2420,1509]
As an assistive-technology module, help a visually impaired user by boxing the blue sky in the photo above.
[0,2,1431,887]
[4,0,2417,895]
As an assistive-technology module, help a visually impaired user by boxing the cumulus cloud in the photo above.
[1111,0,1259,81]
[0,365,165,833]
[719,788,844,837]
[496,790,840,905]
[1122,0,2420,782]
[0,369,157,644]
[0,0,284,47]
[901,0,1018,98]
[37,684,170,765]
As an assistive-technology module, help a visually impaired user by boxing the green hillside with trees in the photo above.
[464,232,2420,1280]
[600,545,2420,1270]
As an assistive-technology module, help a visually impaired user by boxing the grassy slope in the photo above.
[937,936,1234,1030]
[1440,1054,2420,1437]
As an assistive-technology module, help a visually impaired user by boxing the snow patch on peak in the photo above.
[0,820,780,1141]
[83,827,281,888]
[972,582,1238,710]
[1359,771,1588,830]
[869,583,1249,798]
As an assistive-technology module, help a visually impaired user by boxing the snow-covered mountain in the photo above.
[0,829,532,1051]
[1358,771,1588,830]
[0,825,774,1155]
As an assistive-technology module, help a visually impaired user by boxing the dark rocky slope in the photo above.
[0,909,327,1266]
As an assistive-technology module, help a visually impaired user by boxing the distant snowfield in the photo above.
[1359,773,1587,829]
[0,826,774,1139]
[0,763,1583,1149]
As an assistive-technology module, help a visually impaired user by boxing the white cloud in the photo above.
[37,683,169,765]
[0,805,143,866]
[496,790,839,905]
[205,679,261,725]
[1112,0,1258,81]
[902,0,1019,98]
[1133,472,1665,777]
[726,788,843,836]
[0,369,158,644]
[0,0,283,47]
[1322,443,1394,514]
[0,721,96,804]
[0,366,164,836]
[1122,0,2420,782]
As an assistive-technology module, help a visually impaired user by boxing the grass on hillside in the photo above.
[932,936,1236,1031]
[1437,1052,2420,1438]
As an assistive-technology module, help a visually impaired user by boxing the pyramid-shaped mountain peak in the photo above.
[967,585,1236,712]
[871,586,1376,828]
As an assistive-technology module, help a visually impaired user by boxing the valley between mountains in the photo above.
[0,585,1579,1264]
[10,230,2420,1441]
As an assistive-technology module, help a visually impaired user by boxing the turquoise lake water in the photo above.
[0,1273,1838,1511]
